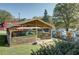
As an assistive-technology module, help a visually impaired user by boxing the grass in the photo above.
[0,30,40,55]
[0,44,40,55]
[0,30,57,55]
[0,36,59,55]
[0,30,7,35]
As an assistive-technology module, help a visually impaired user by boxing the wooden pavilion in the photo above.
[6,19,55,46]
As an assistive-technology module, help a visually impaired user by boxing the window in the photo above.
[43,29,49,32]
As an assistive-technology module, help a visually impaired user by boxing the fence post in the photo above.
[6,28,12,47]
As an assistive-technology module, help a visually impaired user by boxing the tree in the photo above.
[0,10,13,23]
[53,3,79,31]
[18,18,27,22]
[32,16,38,19]
[42,9,49,22]
[32,16,43,20]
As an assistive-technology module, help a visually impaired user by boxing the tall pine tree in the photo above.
[42,9,49,22]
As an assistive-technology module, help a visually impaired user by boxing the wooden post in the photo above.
[6,28,12,47]
[51,29,52,39]
[36,28,38,40]
[9,31,12,46]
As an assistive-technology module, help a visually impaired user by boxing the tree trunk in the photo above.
[66,27,69,32]
[65,23,69,32]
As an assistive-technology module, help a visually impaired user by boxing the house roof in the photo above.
[8,19,55,30]
[18,19,54,27]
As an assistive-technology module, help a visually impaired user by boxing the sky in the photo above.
[0,3,56,19]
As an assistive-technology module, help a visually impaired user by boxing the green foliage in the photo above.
[32,16,43,20]
[0,9,13,23]
[55,22,65,28]
[0,35,7,46]
[31,41,79,55]
[42,9,50,22]
[53,3,79,31]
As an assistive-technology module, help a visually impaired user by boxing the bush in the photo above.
[31,41,79,55]
[0,35,7,46]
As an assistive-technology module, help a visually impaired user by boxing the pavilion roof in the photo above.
[8,19,55,30]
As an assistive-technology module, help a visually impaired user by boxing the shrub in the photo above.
[0,35,7,46]
[31,41,79,55]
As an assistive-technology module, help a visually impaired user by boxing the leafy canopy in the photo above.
[0,9,13,23]
[53,3,79,31]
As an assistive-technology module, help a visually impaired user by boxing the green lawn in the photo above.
[0,30,58,55]
[0,44,40,55]
[0,30,40,55]
[0,30,7,35]
[0,30,53,55]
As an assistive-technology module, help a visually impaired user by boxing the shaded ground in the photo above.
[0,31,7,46]
[0,35,7,46]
